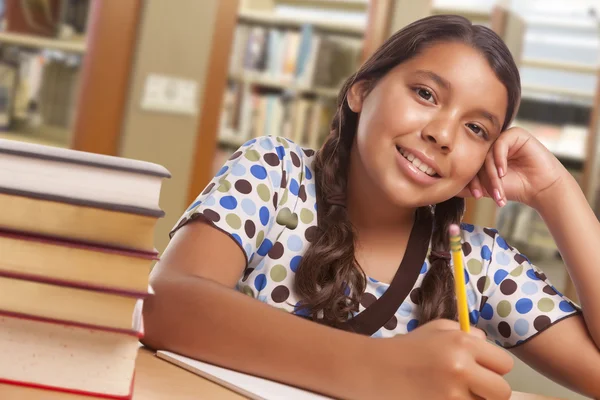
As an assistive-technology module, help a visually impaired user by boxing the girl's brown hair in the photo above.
[294,14,521,328]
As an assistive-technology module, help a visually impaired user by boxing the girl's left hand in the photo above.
[458,126,569,209]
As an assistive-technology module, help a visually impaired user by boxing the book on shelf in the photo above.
[219,85,335,150]
[229,22,362,90]
[63,0,91,35]
[517,96,591,127]
[5,0,62,37]
[38,57,81,129]
[220,16,362,153]
[5,49,79,138]
[12,52,44,121]
[0,61,17,129]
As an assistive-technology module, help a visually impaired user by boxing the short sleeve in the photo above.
[468,226,582,348]
[170,137,287,263]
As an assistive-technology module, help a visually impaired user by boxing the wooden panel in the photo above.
[490,5,508,37]
[70,0,142,155]
[277,0,367,12]
[499,9,525,66]
[463,197,477,224]
[387,0,432,36]
[186,0,240,205]
[118,0,221,254]
[361,0,393,61]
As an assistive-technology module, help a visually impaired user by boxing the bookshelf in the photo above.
[521,58,598,76]
[0,0,92,149]
[238,8,365,36]
[0,124,70,148]
[0,0,142,159]
[213,0,368,164]
[0,20,89,149]
[0,31,86,54]
[229,71,339,98]
[521,84,595,102]
[510,18,599,190]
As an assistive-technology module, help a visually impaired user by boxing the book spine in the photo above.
[0,269,150,299]
[0,225,159,259]
[0,309,144,338]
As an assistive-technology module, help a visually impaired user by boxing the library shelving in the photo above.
[0,31,86,54]
[215,3,367,162]
[0,0,142,159]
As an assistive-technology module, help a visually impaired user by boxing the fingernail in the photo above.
[472,189,482,199]
[493,189,502,202]
[498,199,506,207]
[498,167,504,177]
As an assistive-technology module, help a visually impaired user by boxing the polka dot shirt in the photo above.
[170,136,581,348]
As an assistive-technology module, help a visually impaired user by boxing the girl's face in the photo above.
[348,41,509,209]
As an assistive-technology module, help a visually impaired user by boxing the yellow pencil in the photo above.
[449,224,470,333]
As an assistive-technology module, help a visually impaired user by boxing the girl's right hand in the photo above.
[368,319,514,400]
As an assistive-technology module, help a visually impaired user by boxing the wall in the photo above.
[118,0,220,253]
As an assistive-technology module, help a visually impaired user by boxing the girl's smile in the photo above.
[395,145,442,185]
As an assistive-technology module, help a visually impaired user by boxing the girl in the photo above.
[142,15,600,399]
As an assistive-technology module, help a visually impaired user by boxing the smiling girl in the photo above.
[141,14,600,399]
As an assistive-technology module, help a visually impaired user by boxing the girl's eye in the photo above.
[416,88,435,104]
[466,123,487,138]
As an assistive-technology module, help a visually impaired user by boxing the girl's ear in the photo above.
[347,81,368,113]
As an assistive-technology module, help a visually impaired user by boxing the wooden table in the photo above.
[0,346,561,399]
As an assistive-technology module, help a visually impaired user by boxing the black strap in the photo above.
[338,208,433,336]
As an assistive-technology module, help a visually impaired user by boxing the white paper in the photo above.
[156,350,332,400]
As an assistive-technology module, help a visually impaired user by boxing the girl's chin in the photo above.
[384,193,437,209]
[383,187,457,209]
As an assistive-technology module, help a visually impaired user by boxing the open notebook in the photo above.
[156,351,333,400]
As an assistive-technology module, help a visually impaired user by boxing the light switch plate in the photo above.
[141,73,198,115]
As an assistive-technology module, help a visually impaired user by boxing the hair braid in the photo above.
[417,198,465,325]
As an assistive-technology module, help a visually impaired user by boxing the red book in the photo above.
[0,311,142,399]
[0,270,151,333]
[0,227,158,295]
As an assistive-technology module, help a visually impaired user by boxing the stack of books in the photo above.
[0,139,171,399]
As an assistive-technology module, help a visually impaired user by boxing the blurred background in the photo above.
[0,0,597,398]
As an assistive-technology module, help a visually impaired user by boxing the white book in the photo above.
[156,350,332,400]
[270,96,283,137]
[0,139,170,216]
[300,35,321,87]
